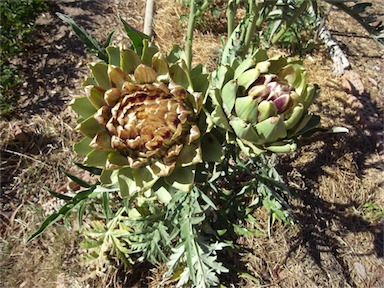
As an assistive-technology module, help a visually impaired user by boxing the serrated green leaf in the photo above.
[77,200,87,227]
[167,44,185,64]
[56,13,108,62]
[63,171,92,188]
[73,161,103,175]
[191,73,209,96]
[118,167,138,198]
[27,188,94,242]
[103,30,115,48]
[120,17,151,54]
[102,192,111,220]
[47,189,72,201]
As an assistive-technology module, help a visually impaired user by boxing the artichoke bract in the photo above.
[210,49,320,155]
[71,43,212,198]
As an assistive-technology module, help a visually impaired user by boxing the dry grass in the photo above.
[0,111,84,287]
[1,0,383,287]
[154,0,222,70]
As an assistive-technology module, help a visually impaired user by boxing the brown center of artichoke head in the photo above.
[106,84,193,161]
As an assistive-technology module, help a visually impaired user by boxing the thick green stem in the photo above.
[242,0,258,56]
[185,0,212,68]
[185,0,196,69]
[226,0,237,38]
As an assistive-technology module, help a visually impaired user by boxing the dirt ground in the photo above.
[1,0,383,287]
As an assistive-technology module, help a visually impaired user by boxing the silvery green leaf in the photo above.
[167,44,186,64]
[106,151,129,168]
[177,141,202,166]
[56,13,109,62]
[293,114,320,136]
[93,184,119,193]
[133,166,160,193]
[120,17,151,55]
[169,61,190,89]
[155,186,172,204]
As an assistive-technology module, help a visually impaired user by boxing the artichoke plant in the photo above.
[209,49,320,155]
[71,42,215,198]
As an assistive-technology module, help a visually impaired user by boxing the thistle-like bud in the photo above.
[209,50,320,155]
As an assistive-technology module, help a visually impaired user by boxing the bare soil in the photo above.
[1,0,383,287]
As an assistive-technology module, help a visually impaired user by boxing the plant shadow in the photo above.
[5,0,114,118]
[274,88,384,286]
[0,129,60,199]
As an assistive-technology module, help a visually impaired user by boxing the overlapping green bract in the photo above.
[71,42,221,199]
[209,49,320,156]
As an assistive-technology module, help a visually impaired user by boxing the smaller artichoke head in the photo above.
[210,50,320,155]
[71,44,211,197]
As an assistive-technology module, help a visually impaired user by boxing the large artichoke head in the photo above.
[210,50,320,155]
[71,44,209,197]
